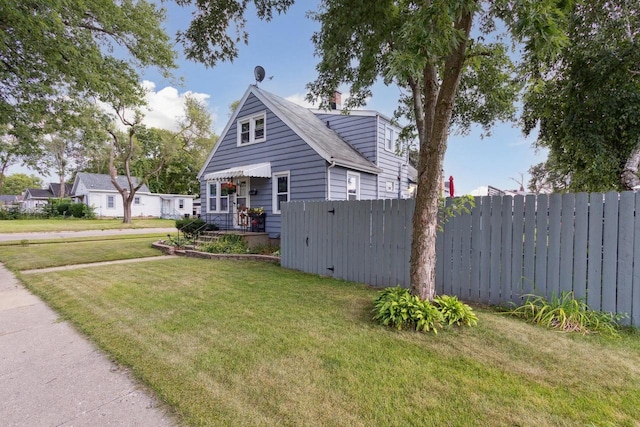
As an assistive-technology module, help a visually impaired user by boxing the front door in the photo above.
[234,177,250,227]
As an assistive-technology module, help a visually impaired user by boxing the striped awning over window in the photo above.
[203,162,272,181]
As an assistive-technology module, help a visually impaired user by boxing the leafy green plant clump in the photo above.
[508,291,626,336]
[200,234,248,254]
[373,287,477,334]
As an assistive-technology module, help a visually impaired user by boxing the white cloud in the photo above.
[285,93,317,109]
[140,81,215,132]
[469,186,488,196]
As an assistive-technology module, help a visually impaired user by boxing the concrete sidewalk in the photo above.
[0,264,176,426]
[0,227,177,242]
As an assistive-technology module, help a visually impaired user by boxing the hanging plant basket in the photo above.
[221,182,237,195]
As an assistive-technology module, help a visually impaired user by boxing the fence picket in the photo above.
[522,195,536,297]
[633,193,640,326]
[469,197,483,301]
[535,195,549,297]
[511,195,525,303]
[559,194,575,295]
[573,193,588,300]
[500,196,513,302]
[587,193,604,310]
[617,192,634,324]
[602,192,619,313]
[489,196,503,305]
[547,194,562,296]
[479,196,492,303]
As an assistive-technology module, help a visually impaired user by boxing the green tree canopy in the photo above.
[1,0,177,177]
[2,173,44,195]
[524,0,640,192]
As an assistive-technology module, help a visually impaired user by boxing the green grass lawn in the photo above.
[13,256,640,427]
[0,218,176,233]
[0,236,166,270]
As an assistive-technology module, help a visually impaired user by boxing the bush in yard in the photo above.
[68,202,95,218]
[373,288,479,333]
[373,287,444,333]
[200,234,248,254]
[508,291,626,336]
[433,295,478,327]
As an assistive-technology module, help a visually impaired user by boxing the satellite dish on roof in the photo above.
[254,66,266,84]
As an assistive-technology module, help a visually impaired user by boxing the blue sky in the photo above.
[11,1,548,196]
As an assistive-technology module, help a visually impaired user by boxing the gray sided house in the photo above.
[197,85,416,237]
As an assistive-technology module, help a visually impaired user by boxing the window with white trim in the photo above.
[384,126,395,152]
[347,172,360,201]
[107,195,115,209]
[134,196,141,205]
[272,171,290,214]
[178,198,184,209]
[207,182,230,213]
[386,180,395,192]
[237,112,267,146]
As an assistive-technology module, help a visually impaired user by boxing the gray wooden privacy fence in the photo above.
[281,192,640,327]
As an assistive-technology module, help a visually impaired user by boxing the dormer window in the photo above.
[237,112,267,146]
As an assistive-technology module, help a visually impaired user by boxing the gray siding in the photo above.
[314,113,377,164]
[376,116,411,199]
[200,93,328,237]
[328,166,377,200]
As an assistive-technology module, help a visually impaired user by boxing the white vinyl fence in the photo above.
[281,193,640,326]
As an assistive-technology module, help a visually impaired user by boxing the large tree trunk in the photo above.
[621,139,640,190]
[122,194,132,223]
[409,10,473,300]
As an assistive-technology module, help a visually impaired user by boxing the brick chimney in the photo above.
[330,91,341,110]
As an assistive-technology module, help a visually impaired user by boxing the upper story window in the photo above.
[347,172,360,201]
[237,112,267,146]
[272,171,290,214]
[384,126,395,152]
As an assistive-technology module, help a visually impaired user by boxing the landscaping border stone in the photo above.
[152,241,280,263]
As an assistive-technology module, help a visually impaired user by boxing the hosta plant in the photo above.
[433,295,478,327]
[373,287,444,333]
[508,292,626,336]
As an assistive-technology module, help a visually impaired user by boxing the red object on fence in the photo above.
[449,176,455,198]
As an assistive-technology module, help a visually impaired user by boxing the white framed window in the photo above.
[272,171,290,214]
[107,195,115,209]
[207,182,230,213]
[237,112,267,146]
[386,180,395,192]
[384,126,395,152]
[347,172,360,201]
[134,196,141,205]
[178,198,184,209]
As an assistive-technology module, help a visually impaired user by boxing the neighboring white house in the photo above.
[22,183,73,212]
[71,173,194,219]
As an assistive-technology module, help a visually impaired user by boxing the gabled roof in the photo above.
[198,85,381,179]
[24,188,53,199]
[73,172,151,194]
[49,183,73,197]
